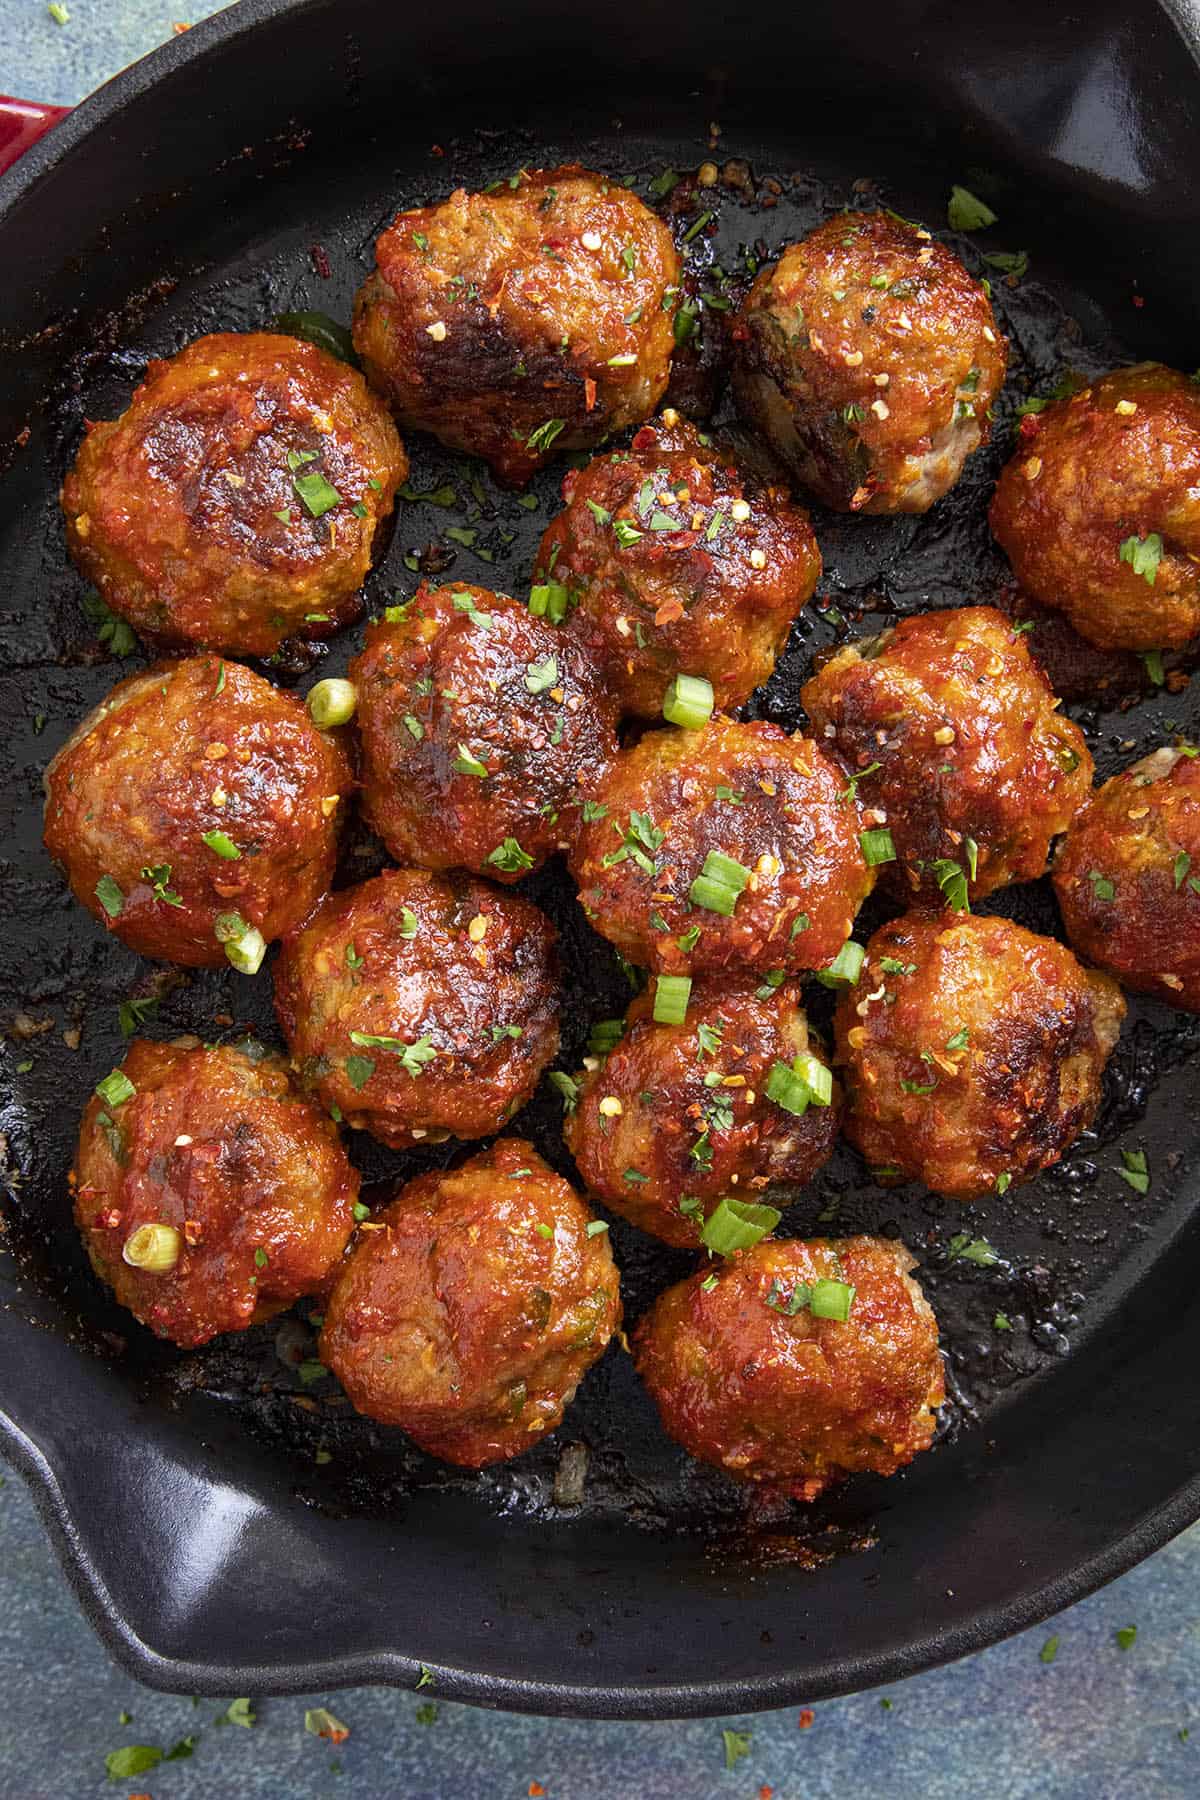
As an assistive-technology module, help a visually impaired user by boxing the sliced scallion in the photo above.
[699,1197,781,1257]
[662,674,714,730]
[652,974,692,1025]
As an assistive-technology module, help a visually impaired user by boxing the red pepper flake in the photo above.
[171,20,189,30]
[431,143,445,156]
[584,377,597,411]
[797,1708,815,1729]
[528,1785,545,1797]
[310,243,332,280]
[1132,293,1145,309]
[632,425,658,451]
[654,597,685,627]
[1018,412,1042,440]
[760,1788,775,1799]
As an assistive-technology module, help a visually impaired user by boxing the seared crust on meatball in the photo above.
[634,1236,944,1499]
[273,868,559,1149]
[72,1038,358,1348]
[835,913,1125,1200]
[61,332,407,657]
[989,364,1200,651]
[350,583,619,879]
[43,656,353,966]
[568,717,874,975]
[802,606,1093,905]
[319,1139,621,1466]
[536,417,821,717]
[352,166,680,486]
[733,211,1006,513]
[1053,746,1200,1010]
[564,976,838,1246]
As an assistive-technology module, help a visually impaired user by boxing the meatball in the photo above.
[43,656,352,968]
[564,975,838,1247]
[634,1237,943,1499]
[834,912,1125,1200]
[801,606,1093,905]
[350,582,619,879]
[1053,746,1200,1010]
[568,717,874,975]
[535,415,821,717]
[72,1037,358,1348]
[273,868,559,1149]
[733,210,1006,513]
[352,165,679,486]
[989,364,1200,651]
[62,331,407,658]
[319,1139,621,1466]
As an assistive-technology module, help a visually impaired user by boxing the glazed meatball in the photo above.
[350,582,619,879]
[834,913,1125,1200]
[1053,746,1200,1010]
[72,1038,358,1348]
[568,717,874,975]
[352,165,679,486]
[43,656,352,967]
[801,606,1093,905]
[62,331,407,657]
[634,1237,943,1499]
[273,868,559,1149]
[733,211,1006,513]
[564,976,838,1247]
[989,364,1200,651]
[320,1139,621,1466]
[535,415,821,717]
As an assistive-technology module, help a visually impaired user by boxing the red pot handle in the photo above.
[0,96,70,177]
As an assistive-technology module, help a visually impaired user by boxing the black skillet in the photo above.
[2,0,1200,1719]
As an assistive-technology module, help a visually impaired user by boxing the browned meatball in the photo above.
[834,913,1125,1200]
[989,364,1200,651]
[43,656,352,968]
[1053,746,1200,1010]
[349,582,619,879]
[319,1139,620,1466]
[352,166,679,486]
[563,976,838,1247]
[801,606,1093,905]
[273,868,559,1149]
[634,1237,944,1500]
[72,1038,358,1349]
[733,211,1006,513]
[568,717,874,975]
[534,415,821,717]
[61,332,407,658]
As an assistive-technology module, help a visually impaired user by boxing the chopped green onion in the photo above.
[224,924,266,975]
[688,849,751,915]
[292,469,342,518]
[765,1051,832,1116]
[453,743,488,778]
[587,1018,625,1057]
[662,674,714,730]
[586,1219,610,1237]
[699,1197,781,1257]
[652,974,692,1025]
[201,830,241,860]
[95,1070,136,1108]
[525,655,558,694]
[122,1222,181,1273]
[808,1278,856,1321]
[307,678,357,728]
[860,827,896,866]
[528,580,572,622]
[815,940,865,987]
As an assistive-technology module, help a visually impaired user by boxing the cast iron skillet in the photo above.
[3,0,1200,1720]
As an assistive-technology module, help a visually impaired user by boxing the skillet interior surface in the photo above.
[2,0,1200,1717]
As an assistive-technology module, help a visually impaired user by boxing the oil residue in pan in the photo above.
[1,124,1197,1549]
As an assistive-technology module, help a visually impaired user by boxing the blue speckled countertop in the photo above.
[3,8,1200,1796]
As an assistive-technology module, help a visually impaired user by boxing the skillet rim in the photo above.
[3,0,1200,1718]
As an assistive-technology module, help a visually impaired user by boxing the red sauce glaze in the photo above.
[567,717,874,975]
[43,657,352,966]
[72,1038,358,1349]
[61,331,407,657]
[273,867,560,1149]
[1053,746,1200,1010]
[352,166,679,485]
[634,1236,944,1500]
[350,582,619,879]
[733,211,1006,514]
[801,606,1093,904]
[535,417,821,717]
[835,912,1125,1200]
[989,364,1200,651]
[564,976,838,1247]
[320,1138,621,1466]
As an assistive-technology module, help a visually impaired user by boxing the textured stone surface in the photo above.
[3,10,1199,1797]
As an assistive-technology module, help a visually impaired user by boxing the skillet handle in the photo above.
[0,96,70,177]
